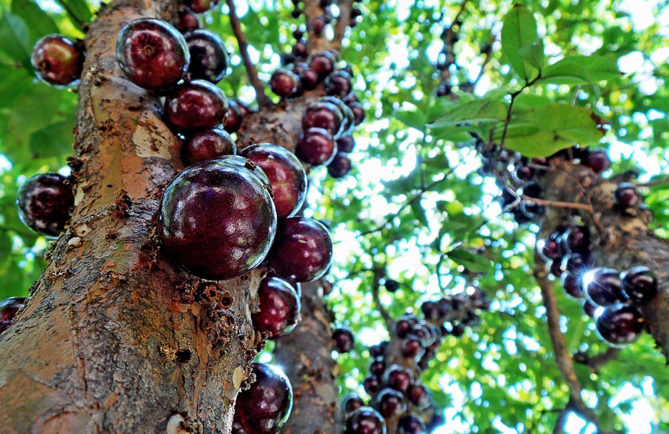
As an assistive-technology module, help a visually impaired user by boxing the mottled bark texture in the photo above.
[535,157,669,359]
[0,1,262,432]
[273,281,340,433]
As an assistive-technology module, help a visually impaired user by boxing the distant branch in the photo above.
[534,252,600,427]
[638,175,669,188]
[522,196,595,213]
[574,347,621,372]
[225,0,272,108]
[371,267,393,332]
[332,0,354,50]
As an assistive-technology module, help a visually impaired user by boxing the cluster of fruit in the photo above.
[538,224,657,346]
[339,288,488,433]
[288,0,362,29]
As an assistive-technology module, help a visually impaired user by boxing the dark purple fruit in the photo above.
[342,393,364,414]
[369,342,387,358]
[186,0,218,13]
[345,407,386,434]
[240,143,307,218]
[270,69,299,97]
[582,300,597,317]
[311,17,326,34]
[561,272,583,299]
[395,319,412,338]
[233,363,292,434]
[31,35,83,86]
[614,182,639,209]
[165,80,228,130]
[397,415,426,434]
[348,101,365,125]
[252,276,300,339]
[385,279,399,293]
[537,238,561,261]
[516,166,534,181]
[322,279,333,296]
[327,153,352,178]
[401,338,424,358]
[421,301,440,320]
[337,134,355,153]
[159,156,276,280]
[582,267,626,306]
[326,70,353,98]
[292,62,319,90]
[184,128,236,164]
[296,128,336,166]
[292,41,307,58]
[549,259,564,278]
[376,388,405,419]
[560,226,590,254]
[0,297,28,334]
[561,253,590,274]
[308,51,335,78]
[302,102,342,136]
[407,384,430,408]
[116,18,189,90]
[175,10,200,33]
[450,323,465,337]
[333,328,355,353]
[384,365,413,393]
[596,304,644,345]
[584,149,610,173]
[369,358,385,376]
[268,217,333,282]
[621,266,657,305]
[185,29,228,83]
[363,376,382,395]
[17,173,74,238]
[224,99,245,133]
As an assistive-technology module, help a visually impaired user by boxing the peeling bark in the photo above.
[0,1,261,432]
[536,158,669,360]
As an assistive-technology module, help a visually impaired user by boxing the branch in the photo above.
[436,0,470,97]
[499,74,542,148]
[534,252,600,427]
[304,0,328,52]
[225,0,272,108]
[522,196,595,213]
[638,175,669,188]
[332,0,354,50]
[371,267,393,332]
[574,347,620,372]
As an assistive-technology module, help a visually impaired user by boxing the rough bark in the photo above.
[535,158,669,359]
[0,1,261,432]
[273,281,340,433]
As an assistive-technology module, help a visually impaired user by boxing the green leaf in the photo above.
[410,200,428,226]
[428,98,508,128]
[29,120,75,158]
[447,248,492,273]
[11,0,59,44]
[501,4,544,80]
[0,12,31,67]
[58,0,92,30]
[395,109,427,131]
[542,55,621,84]
[497,103,604,157]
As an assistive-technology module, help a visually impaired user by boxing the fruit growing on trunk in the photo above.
[252,276,300,339]
[159,156,276,280]
[17,173,74,238]
[185,29,228,83]
[621,266,657,305]
[184,128,236,164]
[165,80,228,131]
[240,143,308,218]
[333,328,355,352]
[296,128,336,166]
[595,304,644,345]
[116,18,190,90]
[31,35,83,86]
[345,406,386,434]
[270,69,299,97]
[327,153,352,178]
[0,297,28,334]
[233,363,293,434]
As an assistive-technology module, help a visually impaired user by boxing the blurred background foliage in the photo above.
[0,0,667,432]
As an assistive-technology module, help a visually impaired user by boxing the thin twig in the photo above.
[522,196,595,213]
[534,252,600,427]
[225,0,272,108]
[472,35,496,90]
[332,0,353,50]
[371,267,393,332]
[499,74,542,148]
[574,347,621,372]
[436,0,471,97]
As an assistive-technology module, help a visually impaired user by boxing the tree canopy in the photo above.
[0,0,668,432]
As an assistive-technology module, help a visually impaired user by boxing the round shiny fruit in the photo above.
[185,29,228,83]
[184,128,236,164]
[621,266,657,305]
[332,328,354,352]
[240,143,308,218]
[595,304,644,345]
[31,35,83,86]
[327,153,352,178]
[17,173,74,238]
[296,128,336,166]
[582,267,626,307]
[252,276,300,339]
[270,69,299,97]
[345,406,386,434]
[165,80,228,131]
[233,363,293,434]
[159,156,276,280]
[0,297,28,334]
[116,18,189,90]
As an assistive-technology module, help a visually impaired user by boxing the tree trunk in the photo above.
[0,1,261,432]
[536,158,669,359]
